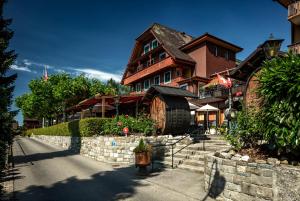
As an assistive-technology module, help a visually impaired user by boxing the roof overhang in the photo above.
[180,33,243,53]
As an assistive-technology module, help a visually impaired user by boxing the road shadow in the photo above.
[12,164,164,201]
[13,138,77,165]
[202,159,226,201]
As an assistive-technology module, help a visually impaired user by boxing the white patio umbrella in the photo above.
[196,104,219,132]
[189,102,200,110]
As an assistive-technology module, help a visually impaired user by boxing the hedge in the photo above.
[26,118,110,137]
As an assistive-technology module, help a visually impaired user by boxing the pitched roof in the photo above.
[150,23,195,63]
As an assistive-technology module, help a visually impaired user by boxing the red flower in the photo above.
[125,115,129,118]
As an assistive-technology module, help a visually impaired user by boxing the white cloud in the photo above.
[73,68,122,81]
[10,64,32,72]
[23,59,54,69]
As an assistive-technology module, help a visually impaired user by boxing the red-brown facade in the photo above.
[121,23,242,97]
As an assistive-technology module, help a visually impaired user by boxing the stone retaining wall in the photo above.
[204,154,300,201]
[32,135,170,164]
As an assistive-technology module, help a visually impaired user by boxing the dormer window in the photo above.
[143,44,150,54]
[151,39,158,49]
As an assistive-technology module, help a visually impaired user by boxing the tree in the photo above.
[0,0,17,170]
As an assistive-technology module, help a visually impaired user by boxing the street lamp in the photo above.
[262,34,284,59]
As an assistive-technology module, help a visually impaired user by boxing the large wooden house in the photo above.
[276,0,300,54]
[121,23,242,97]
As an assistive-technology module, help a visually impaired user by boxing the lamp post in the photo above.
[262,34,284,59]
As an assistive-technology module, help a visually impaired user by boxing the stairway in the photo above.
[154,135,231,173]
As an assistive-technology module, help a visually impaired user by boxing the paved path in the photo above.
[13,137,214,201]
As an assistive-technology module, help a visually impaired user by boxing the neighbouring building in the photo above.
[276,0,300,54]
[121,23,242,97]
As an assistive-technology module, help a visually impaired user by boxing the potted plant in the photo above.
[133,139,152,168]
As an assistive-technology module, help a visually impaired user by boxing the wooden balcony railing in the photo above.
[123,57,175,85]
[288,1,300,25]
[289,42,300,54]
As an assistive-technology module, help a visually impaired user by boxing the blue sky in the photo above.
[4,0,289,124]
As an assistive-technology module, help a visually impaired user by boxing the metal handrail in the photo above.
[151,133,190,169]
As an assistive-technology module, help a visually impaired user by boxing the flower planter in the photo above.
[135,151,151,167]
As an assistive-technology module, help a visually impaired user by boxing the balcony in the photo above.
[288,1,300,25]
[288,42,300,54]
[123,57,175,85]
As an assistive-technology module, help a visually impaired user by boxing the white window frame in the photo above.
[144,79,150,90]
[151,39,158,49]
[151,58,155,65]
[214,46,218,56]
[136,83,141,92]
[164,71,171,84]
[144,43,150,54]
[154,75,160,85]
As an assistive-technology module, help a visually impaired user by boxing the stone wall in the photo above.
[204,154,300,201]
[32,135,170,164]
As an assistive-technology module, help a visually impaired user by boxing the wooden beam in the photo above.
[102,97,105,118]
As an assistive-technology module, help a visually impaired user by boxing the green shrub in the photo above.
[103,115,155,135]
[225,109,262,150]
[26,116,155,137]
[80,118,110,136]
[258,54,300,155]
[26,118,110,137]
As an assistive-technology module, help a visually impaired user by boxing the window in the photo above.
[144,79,150,90]
[159,52,166,61]
[214,46,218,56]
[180,84,188,90]
[151,58,155,65]
[151,39,158,49]
[164,71,171,84]
[154,75,160,85]
[143,44,150,54]
[136,83,141,92]
[225,50,229,60]
[146,60,151,67]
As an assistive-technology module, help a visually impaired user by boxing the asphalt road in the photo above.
[13,137,212,201]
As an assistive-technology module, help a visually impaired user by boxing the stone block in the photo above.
[226,182,241,192]
[241,182,257,196]
[233,175,251,185]
[223,159,237,167]
[251,175,272,187]
[261,169,273,177]
[222,165,236,174]
[246,166,261,175]
[256,186,273,200]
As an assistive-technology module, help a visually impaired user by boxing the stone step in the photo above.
[177,164,204,173]
[182,159,204,166]
[163,157,183,165]
[165,152,188,159]
[175,144,230,152]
